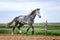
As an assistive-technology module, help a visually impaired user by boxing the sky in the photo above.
[0,0,60,23]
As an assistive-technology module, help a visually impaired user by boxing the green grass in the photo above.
[21,30,60,36]
[0,23,60,36]
[0,23,60,30]
[47,26,60,30]
[0,29,60,36]
[7,25,60,30]
[0,25,60,30]
[0,30,12,34]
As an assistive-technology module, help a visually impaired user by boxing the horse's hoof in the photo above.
[18,30,22,34]
[32,34,34,35]
[32,33,34,35]
[24,32,27,34]
[11,32,14,35]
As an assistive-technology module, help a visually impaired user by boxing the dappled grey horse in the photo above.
[7,8,41,35]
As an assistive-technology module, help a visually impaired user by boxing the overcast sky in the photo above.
[0,0,60,23]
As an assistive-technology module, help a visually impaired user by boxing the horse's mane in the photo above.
[30,8,40,15]
[27,8,40,17]
[30,9,36,15]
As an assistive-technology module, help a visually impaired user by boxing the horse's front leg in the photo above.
[31,26,34,35]
[25,25,34,35]
[25,25,31,34]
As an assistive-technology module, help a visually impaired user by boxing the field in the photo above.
[0,23,60,36]
[0,23,60,40]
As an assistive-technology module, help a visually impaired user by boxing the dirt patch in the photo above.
[0,34,60,40]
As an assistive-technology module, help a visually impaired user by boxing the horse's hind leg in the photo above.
[12,22,18,35]
[17,24,24,33]
[17,23,23,30]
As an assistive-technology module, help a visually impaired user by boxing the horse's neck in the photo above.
[28,13,36,20]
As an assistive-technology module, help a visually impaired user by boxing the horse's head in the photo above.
[35,8,41,18]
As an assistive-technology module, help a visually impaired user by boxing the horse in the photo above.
[6,8,41,35]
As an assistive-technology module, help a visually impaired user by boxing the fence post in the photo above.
[45,20,48,35]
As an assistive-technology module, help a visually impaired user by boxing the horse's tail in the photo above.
[5,17,16,27]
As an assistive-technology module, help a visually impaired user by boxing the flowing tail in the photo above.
[5,17,17,27]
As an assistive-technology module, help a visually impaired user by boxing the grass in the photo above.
[0,23,60,36]
[0,30,12,34]
[47,26,60,30]
[0,23,60,30]
[0,29,60,36]
[6,25,60,30]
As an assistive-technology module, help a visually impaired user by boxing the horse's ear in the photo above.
[36,8,40,11]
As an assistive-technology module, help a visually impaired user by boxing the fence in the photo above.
[45,20,60,35]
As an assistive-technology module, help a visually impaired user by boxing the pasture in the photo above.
[0,23,60,36]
